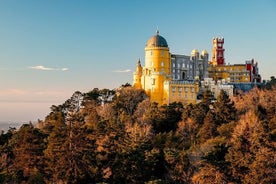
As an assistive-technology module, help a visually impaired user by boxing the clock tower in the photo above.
[211,37,225,66]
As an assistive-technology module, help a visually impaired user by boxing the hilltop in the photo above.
[0,81,275,183]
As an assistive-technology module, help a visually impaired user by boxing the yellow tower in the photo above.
[141,30,171,105]
[133,59,143,89]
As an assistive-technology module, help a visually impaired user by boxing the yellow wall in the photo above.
[142,46,171,105]
[208,65,250,82]
[168,82,199,105]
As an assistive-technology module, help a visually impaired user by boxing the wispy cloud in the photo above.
[28,65,69,71]
[113,69,132,73]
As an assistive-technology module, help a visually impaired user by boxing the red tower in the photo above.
[211,37,225,66]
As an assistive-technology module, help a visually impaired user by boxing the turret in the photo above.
[201,49,209,59]
[133,59,143,89]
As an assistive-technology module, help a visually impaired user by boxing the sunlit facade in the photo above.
[208,37,261,82]
[133,31,207,105]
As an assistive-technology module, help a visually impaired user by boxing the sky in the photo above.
[0,0,275,124]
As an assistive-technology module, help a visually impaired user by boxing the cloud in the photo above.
[61,68,69,71]
[28,65,69,71]
[113,69,132,73]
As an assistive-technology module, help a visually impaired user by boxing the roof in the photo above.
[146,30,168,47]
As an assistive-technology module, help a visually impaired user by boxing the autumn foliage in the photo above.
[0,85,275,183]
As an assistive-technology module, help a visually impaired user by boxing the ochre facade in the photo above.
[133,31,200,105]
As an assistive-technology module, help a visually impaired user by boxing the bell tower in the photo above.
[211,37,225,66]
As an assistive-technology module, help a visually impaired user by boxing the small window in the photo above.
[178,87,182,93]
[172,87,176,92]
[161,62,164,67]
[152,78,155,85]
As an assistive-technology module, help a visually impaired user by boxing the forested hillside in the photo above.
[0,84,275,184]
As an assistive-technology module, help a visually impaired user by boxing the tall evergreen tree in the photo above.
[213,90,237,125]
[8,124,47,183]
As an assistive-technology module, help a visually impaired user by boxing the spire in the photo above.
[156,28,159,35]
[137,58,141,65]
[136,58,142,68]
[136,58,142,73]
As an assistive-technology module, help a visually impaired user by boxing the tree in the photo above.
[44,111,98,183]
[43,112,68,183]
[113,86,147,116]
[192,163,228,184]
[264,76,276,89]
[7,124,47,183]
[213,90,237,125]
[81,100,100,129]
[133,99,152,125]
[226,110,275,183]
[197,111,218,144]
[0,128,15,183]
[197,90,237,144]
[176,118,199,149]
[182,90,213,125]
[150,102,183,133]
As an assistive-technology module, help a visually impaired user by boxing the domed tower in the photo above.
[133,59,143,89]
[201,49,209,58]
[142,30,171,104]
[191,49,199,58]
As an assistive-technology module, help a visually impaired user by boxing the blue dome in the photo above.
[146,31,168,47]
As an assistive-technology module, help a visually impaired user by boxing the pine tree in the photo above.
[8,124,47,183]
[44,111,98,183]
[213,90,237,125]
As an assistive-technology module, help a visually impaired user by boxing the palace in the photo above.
[133,31,207,105]
[133,31,261,105]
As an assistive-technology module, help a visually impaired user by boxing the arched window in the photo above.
[182,72,186,80]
